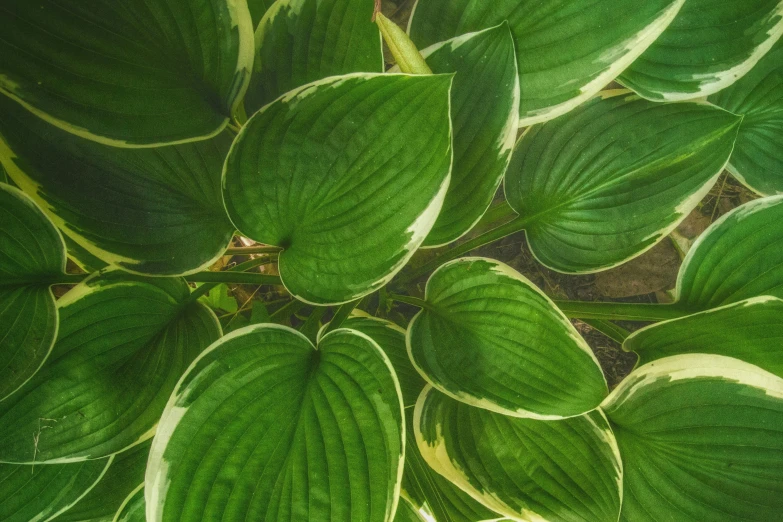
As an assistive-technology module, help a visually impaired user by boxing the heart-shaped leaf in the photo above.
[504,91,741,273]
[0,458,110,522]
[676,196,783,309]
[223,73,453,304]
[146,324,404,522]
[407,24,519,247]
[244,0,382,113]
[0,183,65,400]
[343,313,504,522]
[54,441,150,522]
[620,0,783,101]
[626,297,783,379]
[408,0,683,125]
[709,41,783,196]
[0,274,220,463]
[602,354,783,521]
[408,257,607,419]
[0,0,254,147]
[0,98,235,276]
[416,387,622,522]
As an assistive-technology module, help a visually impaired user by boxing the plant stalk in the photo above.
[184,272,281,286]
[225,246,282,256]
[581,319,632,343]
[323,299,361,335]
[554,301,695,322]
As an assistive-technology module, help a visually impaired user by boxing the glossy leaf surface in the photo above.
[55,441,150,522]
[223,74,453,304]
[505,92,741,273]
[417,24,519,246]
[0,0,253,147]
[621,0,783,101]
[626,297,783,378]
[408,258,607,419]
[245,0,382,113]
[602,355,783,521]
[146,325,404,522]
[416,388,622,522]
[710,41,783,195]
[408,0,683,124]
[0,99,235,276]
[0,458,110,522]
[0,275,220,463]
[0,183,64,400]
[677,196,783,309]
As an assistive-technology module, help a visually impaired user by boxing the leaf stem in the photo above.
[554,300,695,322]
[387,293,430,310]
[184,272,281,285]
[225,246,282,256]
[270,299,305,323]
[581,319,631,343]
[323,299,361,335]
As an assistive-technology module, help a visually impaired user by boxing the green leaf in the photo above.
[0,183,65,400]
[0,458,111,522]
[223,73,453,305]
[416,24,520,247]
[504,91,742,273]
[394,497,426,522]
[416,387,623,522]
[63,235,109,274]
[146,324,404,522]
[114,488,145,522]
[709,41,783,196]
[54,441,150,522]
[0,274,220,463]
[601,354,783,521]
[620,1,783,101]
[0,0,254,147]
[676,196,783,309]
[408,257,607,419]
[244,0,383,113]
[0,99,235,276]
[198,284,239,313]
[247,0,276,28]
[626,297,783,379]
[408,0,684,125]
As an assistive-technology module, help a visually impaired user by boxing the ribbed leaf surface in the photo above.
[408,0,683,124]
[0,275,220,463]
[416,388,622,522]
[146,325,404,522]
[417,24,519,247]
[621,0,783,101]
[0,458,110,522]
[0,0,253,146]
[0,99,234,276]
[245,0,382,113]
[676,196,783,309]
[408,257,607,419]
[625,297,783,378]
[602,354,783,521]
[710,41,783,196]
[223,74,453,304]
[0,183,64,400]
[505,91,741,273]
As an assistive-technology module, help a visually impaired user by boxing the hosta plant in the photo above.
[1,0,782,521]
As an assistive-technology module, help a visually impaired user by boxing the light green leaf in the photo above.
[394,497,427,522]
[709,40,783,196]
[504,91,741,273]
[416,24,520,247]
[146,324,404,522]
[244,0,383,113]
[620,1,783,101]
[0,274,220,463]
[676,195,783,309]
[0,183,65,401]
[408,257,607,419]
[0,458,111,522]
[223,73,453,305]
[601,354,783,521]
[416,387,623,522]
[114,488,145,522]
[343,313,503,522]
[54,441,150,522]
[408,0,683,125]
[0,0,254,147]
[0,99,235,276]
[626,297,783,378]
[198,284,239,314]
